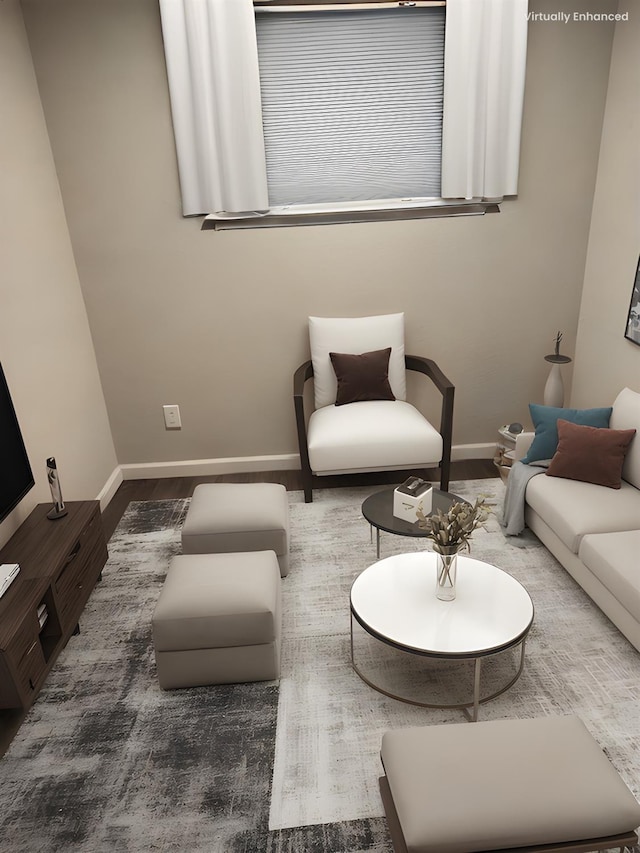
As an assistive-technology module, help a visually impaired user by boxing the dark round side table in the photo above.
[361,485,465,559]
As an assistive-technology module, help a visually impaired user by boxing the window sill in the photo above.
[201,201,500,230]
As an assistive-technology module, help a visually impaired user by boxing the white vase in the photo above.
[434,546,460,601]
[544,363,565,408]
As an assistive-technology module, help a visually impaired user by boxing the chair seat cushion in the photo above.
[307,400,442,475]
[381,716,640,853]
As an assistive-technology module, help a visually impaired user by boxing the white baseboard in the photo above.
[451,443,495,461]
[96,466,124,509]
[108,444,495,487]
[119,453,301,480]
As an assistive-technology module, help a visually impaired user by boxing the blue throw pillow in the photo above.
[521,404,613,464]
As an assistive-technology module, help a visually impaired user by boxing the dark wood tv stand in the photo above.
[0,501,108,710]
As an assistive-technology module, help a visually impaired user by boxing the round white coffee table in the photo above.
[350,552,534,720]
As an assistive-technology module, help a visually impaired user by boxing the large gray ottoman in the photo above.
[152,551,281,689]
[181,483,290,577]
[380,716,640,853]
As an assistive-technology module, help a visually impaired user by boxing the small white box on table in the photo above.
[393,477,433,523]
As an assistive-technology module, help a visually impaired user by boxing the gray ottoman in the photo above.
[181,483,290,577]
[152,552,281,690]
[380,716,640,853]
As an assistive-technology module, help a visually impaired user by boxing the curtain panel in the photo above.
[441,0,529,200]
[159,0,268,216]
[160,0,529,217]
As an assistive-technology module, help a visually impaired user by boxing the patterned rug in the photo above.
[1,481,639,852]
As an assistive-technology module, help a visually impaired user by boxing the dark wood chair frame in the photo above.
[293,355,455,503]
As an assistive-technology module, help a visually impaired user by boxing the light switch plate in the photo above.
[163,404,181,429]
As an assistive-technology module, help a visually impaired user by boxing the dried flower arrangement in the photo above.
[416,498,489,552]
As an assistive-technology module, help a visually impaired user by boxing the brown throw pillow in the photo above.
[545,419,636,489]
[329,348,396,406]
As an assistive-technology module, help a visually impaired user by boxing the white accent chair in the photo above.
[293,313,454,503]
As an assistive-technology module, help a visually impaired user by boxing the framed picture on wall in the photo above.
[624,255,640,346]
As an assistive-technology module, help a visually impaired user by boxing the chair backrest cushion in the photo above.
[609,387,640,488]
[309,313,407,408]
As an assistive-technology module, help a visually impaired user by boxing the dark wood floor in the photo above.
[101,459,498,539]
[1,460,497,758]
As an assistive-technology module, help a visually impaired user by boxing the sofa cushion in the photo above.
[307,399,442,474]
[546,419,636,489]
[329,348,395,405]
[521,403,612,464]
[525,473,640,554]
[309,313,407,408]
[579,531,640,623]
[610,387,640,488]
[381,716,640,853]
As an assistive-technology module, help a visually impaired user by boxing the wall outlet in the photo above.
[163,404,181,430]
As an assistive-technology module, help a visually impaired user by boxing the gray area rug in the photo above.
[1,481,639,852]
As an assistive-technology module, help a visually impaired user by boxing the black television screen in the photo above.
[0,363,35,524]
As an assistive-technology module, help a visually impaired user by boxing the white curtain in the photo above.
[160,0,528,215]
[441,0,528,200]
[159,0,268,216]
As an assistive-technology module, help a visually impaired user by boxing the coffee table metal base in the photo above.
[349,553,534,722]
[350,617,528,722]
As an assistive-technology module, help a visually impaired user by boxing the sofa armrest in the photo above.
[515,431,534,461]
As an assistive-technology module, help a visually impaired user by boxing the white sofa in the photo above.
[514,388,640,653]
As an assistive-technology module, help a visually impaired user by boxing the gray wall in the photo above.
[0,0,118,548]
[3,0,634,548]
[572,0,640,406]
[19,0,617,470]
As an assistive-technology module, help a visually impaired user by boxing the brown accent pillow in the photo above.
[329,348,396,406]
[545,419,636,489]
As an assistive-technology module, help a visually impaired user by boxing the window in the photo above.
[255,6,446,208]
[159,0,528,226]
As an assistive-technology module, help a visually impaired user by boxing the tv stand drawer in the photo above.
[16,638,47,697]
[0,501,108,710]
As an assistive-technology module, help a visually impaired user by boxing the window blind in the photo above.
[255,7,445,208]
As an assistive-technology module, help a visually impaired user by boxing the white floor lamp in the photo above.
[544,332,572,407]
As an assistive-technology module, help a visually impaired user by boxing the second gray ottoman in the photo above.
[181,483,290,577]
[152,551,281,690]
